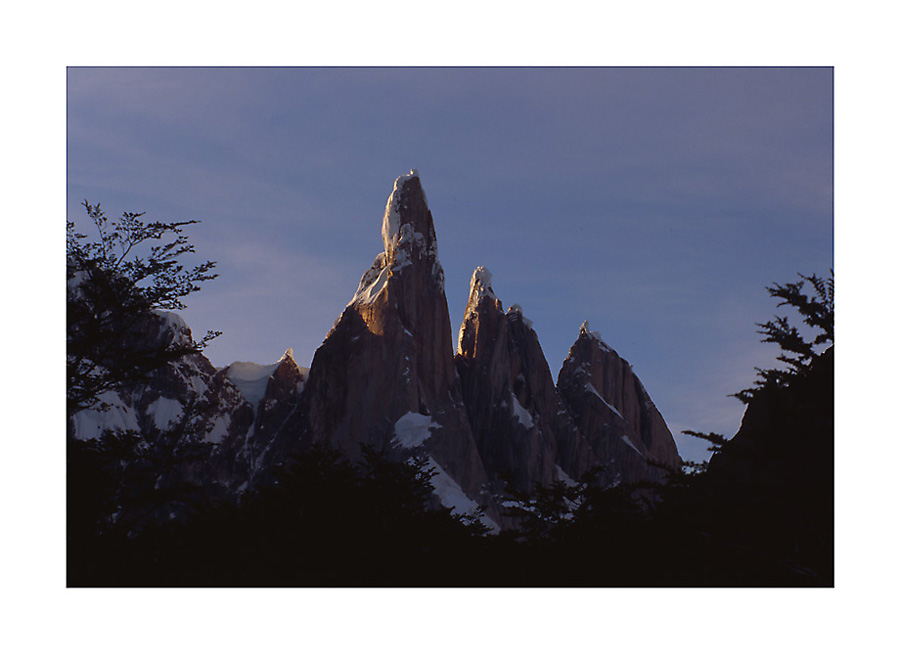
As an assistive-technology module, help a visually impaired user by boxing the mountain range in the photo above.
[69,170,682,530]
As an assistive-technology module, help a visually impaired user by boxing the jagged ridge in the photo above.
[71,170,681,532]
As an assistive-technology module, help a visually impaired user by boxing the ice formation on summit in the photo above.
[507,303,533,329]
[381,168,421,253]
[468,266,496,306]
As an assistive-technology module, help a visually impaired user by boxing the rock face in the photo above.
[557,322,681,485]
[282,170,498,525]
[455,267,594,493]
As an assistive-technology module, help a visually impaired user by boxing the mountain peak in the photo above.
[378,170,439,276]
[467,266,497,308]
[350,171,443,307]
[578,320,611,352]
[381,169,431,254]
[506,303,533,329]
[579,320,597,340]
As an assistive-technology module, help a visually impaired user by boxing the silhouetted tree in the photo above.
[67,200,219,415]
[733,271,833,404]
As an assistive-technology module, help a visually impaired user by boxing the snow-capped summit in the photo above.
[468,266,497,307]
[577,320,611,353]
[381,168,423,252]
[579,320,600,341]
[351,171,444,307]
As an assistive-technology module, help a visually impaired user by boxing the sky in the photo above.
[66,66,833,463]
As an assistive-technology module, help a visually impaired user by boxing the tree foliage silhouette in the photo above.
[71,446,495,586]
[733,271,834,404]
[67,200,219,415]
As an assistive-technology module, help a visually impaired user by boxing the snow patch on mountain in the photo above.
[392,247,412,272]
[391,224,429,272]
[586,382,623,418]
[426,456,499,533]
[152,310,193,346]
[227,360,279,409]
[351,256,390,306]
[187,373,209,397]
[556,465,577,487]
[72,391,140,440]
[147,396,183,429]
[620,434,644,458]
[204,412,232,444]
[392,412,440,448]
[153,310,188,333]
[510,394,534,429]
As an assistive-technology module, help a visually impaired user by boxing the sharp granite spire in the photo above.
[558,321,682,484]
[456,267,595,492]
[352,169,444,309]
[285,171,499,529]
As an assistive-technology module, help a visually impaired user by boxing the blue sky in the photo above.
[67,67,833,462]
